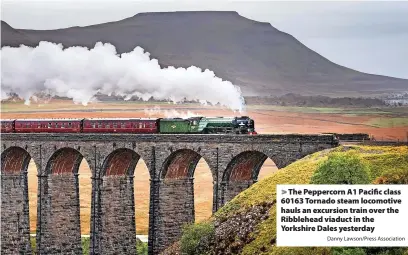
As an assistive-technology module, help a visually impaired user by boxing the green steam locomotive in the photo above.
[159,116,257,134]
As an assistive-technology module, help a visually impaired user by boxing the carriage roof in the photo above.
[14,118,83,122]
[83,118,158,121]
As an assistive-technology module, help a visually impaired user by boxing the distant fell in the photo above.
[2,11,407,97]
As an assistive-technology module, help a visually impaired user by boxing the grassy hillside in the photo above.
[169,145,408,255]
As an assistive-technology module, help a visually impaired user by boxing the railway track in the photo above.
[339,140,408,146]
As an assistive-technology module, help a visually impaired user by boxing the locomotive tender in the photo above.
[0,116,257,135]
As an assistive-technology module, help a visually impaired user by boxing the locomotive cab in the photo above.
[233,116,257,134]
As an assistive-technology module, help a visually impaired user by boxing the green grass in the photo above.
[310,150,370,184]
[82,237,90,255]
[247,105,408,116]
[30,236,147,255]
[367,117,408,128]
[180,221,215,255]
[211,145,408,255]
[3,100,408,118]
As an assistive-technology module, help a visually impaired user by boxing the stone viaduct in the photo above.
[1,133,338,254]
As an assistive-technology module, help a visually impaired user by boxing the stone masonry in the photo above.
[40,174,82,254]
[220,180,255,205]
[155,178,195,252]
[99,175,136,254]
[0,133,338,254]
[36,147,83,254]
[1,147,32,255]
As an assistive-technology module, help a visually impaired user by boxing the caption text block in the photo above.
[277,184,408,247]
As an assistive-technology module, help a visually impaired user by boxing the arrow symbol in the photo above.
[282,190,287,195]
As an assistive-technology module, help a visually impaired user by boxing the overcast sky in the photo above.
[1,0,408,79]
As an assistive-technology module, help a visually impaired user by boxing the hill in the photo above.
[1,11,407,97]
[163,145,408,254]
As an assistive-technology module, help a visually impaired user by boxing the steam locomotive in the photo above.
[0,116,257,134]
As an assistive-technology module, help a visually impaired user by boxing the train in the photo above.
[322,133,370,141]
[0,116,257,135]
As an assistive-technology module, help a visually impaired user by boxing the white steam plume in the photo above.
[144,106,199,118]
[0,41,245,111]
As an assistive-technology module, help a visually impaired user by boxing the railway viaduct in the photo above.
[1,133,338,254]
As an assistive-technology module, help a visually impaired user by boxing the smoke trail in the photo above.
[144,106,199,118]
[0,41,245,111]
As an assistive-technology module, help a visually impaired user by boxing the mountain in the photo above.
[1,11,407,97]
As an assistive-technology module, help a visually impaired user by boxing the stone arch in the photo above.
[220,150,274,206]
[223,151,269,182]
[41,147,84,254]
[155,148,213,253]
[98,148,142,255]
[160,149,203,179]
[45,147,83,175]
[101,148,140,177]
[1,146,32,174]
[1,146,32,254]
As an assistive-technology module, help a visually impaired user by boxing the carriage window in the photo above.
[113,123,117,128]
[150,123,153,128]
[68,122,72,127]
[193,120,197,125]
[121,122,125,128]
[139,123,143,128]
[92,122,96,128]
[48,123,51,128]
[106,124,110,128]
[55,123,58,128]
[98,122,102,128]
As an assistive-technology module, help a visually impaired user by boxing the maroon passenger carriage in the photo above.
[82,118,158,133]
[1,118,160,134]
[14,118,82,133]
[0,119,15,133]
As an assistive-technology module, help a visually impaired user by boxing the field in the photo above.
[2,99,407,235]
